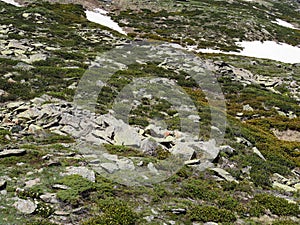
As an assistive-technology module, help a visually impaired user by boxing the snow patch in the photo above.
[272,18,299,30]
[85,8,126,35]
[0,0,21,7]
[233,41,300,64]
[169,41,300,64]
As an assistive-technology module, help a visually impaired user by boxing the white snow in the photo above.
[234,41,300,64]
[168,41,300,64]
[272,18,299,30]
[85,8,126,35]
[0,0,21,7]
[195,41,300,64]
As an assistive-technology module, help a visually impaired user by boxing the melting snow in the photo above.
[85,8,126,35]
[272,19,299,30]
[0,0,21,7]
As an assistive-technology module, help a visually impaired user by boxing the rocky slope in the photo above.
[0,0,300,224]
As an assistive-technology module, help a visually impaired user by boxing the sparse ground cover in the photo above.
[0,0,300,224]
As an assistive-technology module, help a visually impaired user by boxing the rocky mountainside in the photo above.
[0,0,300,224]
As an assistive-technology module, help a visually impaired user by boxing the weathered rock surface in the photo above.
[13,198,37,214]
[210,167,239,183]
[0,95,224,181]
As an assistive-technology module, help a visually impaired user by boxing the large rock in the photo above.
[294,183,300,191]
[171,139,220,162]
[170,142,196,161]
[141,138,158,155]
[116,158,135,171]
[28,124,43,134]
[13,198,37,214]
[6,101,24,109]
[114,125,141,147]
[273,182,297,192]
[22,53,47,64]
[100,163,119,174]
[59,113,81,128]
[0,149,26,158]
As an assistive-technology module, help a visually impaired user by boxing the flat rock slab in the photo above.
[273,181,297,192]
[210,167,239,183]
[0,149,26,158]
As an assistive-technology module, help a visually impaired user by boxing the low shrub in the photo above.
[82,198,137,225]
[180,179,219,200]
[189,205,236,223]
[254,194,300,216]
[56,175,95,205]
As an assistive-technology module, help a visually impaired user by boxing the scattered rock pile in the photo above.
[0,94,225,184]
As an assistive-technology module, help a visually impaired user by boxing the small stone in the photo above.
[46,160,62,167]
[137,161,144,166]
[22,13,31,18]
[72,207,87,215]
[0,180,7,190]
[253,147,266,161]
[171,208,186,214]
[52,184,70,190]
[243,104,254,111]
[40,193,59,204]
[42,154,52,160]
[184,159,201,165]
[219,145,235,155]
[54,210,70,216]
